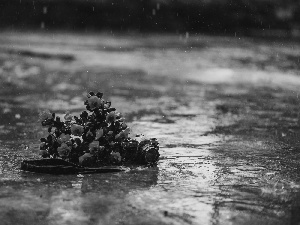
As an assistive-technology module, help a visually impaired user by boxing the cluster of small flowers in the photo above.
[39,91,159,167]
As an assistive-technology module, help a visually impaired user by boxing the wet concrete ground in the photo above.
[0,31,300,224]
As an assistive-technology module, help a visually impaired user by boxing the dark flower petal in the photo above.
[86,106,92,111]
[74,138,82,145]
[47,135,53,142]
[96,92,103,98]
[80,111,88,119]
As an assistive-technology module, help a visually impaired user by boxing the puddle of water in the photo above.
[0,32,300,224]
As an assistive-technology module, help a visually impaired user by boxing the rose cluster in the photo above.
[38,91,159,167]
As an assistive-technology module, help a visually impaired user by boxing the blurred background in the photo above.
[1,0,300,37]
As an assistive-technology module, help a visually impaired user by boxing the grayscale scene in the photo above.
[1,0,300,224]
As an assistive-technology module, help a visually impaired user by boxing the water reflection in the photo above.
[0,167,159,225]
[124,146,220,224]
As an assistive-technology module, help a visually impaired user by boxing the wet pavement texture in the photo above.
[0,32,300,224]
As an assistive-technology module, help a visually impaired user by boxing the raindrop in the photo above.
[43,6,47,14]
[15,114,21,119]
[41,22,45,29]
[157,3,160,10]
[152,9,156,16]
[185,32,189,39]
